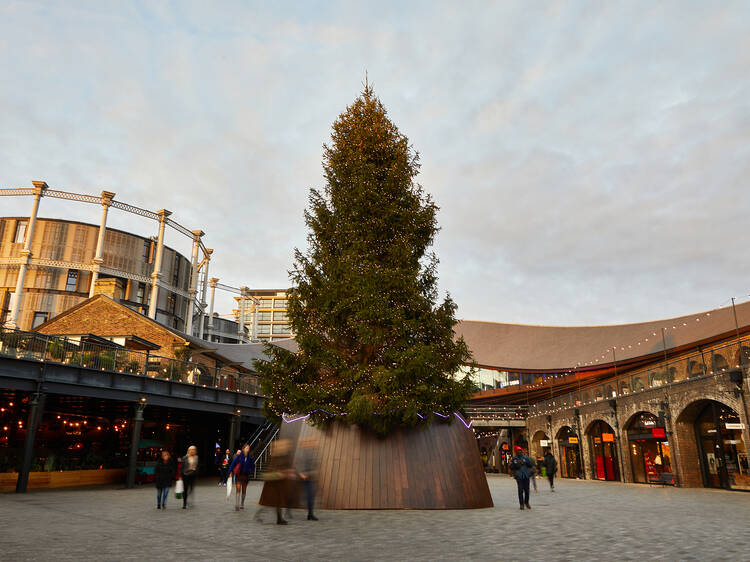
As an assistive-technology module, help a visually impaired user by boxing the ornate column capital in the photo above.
[100,190,116,206]
[31,181,48,196]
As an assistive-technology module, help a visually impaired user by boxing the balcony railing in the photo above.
[529,336,749,416]
[0,327,261,396]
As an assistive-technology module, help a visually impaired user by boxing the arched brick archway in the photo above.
[623,410,672,484]
[584,419,620,481]
[674,398,747,489]
[530,430,550,460]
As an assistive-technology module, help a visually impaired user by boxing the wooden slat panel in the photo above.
[260,419,493,509]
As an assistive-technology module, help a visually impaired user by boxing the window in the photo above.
[167,293,176,314]
[136,283,146,304]
[257,324,271,335]
[273,311,288,321]
[257,311,272,321]
[272,324,290,334]
[14,220,28,244]
[142,240,151,263]
[172,254,180,286]
[32,312,49,328]
[65,270,78,292]
[259,299,274,308]
[273,299,288,309]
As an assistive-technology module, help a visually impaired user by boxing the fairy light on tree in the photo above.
[255,82,474,435]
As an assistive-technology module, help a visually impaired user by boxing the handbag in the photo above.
[175,478,184,499]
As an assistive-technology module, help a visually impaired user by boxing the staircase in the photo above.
[245,422,279,480]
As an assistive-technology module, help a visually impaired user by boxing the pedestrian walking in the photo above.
[295,437,320,521]
[543,451,558,491]
[219,449,231,486]
[228,443,255,511]
[510,445,534,510]
[154,450,176,510]
[255,439,295,525]
[181,445,199,509]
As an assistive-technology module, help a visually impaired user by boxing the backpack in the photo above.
[509,456,522,471]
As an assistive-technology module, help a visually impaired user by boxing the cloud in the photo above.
[1,1,749,323]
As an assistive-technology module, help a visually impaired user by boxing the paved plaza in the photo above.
[1,475,749,561]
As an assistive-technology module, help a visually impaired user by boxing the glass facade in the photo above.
[627,412,672,484]
[588,420,619,481]
[695,402,749,491]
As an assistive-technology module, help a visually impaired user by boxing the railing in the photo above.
[464,405,529,421]
[0,327,262,396]
[252,424,280,480]
[530,336,750,416]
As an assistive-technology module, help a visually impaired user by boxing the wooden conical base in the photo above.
[258,419,493,509]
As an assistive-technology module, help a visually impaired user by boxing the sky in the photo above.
[1,1,749,326]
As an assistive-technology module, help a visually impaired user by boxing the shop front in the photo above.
[694,401,750,491]
[587,420,619,481]
[627,412,672,484]
[556,426,582,478]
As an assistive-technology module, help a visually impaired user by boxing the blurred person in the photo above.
[543,451,558,491]
[154,450,176,510]
[219,449,231,486]
[228,443,255,511]
[295,437,320,521]
[255,439,295,525]
[510,445,534,510]
[181,445,199,509]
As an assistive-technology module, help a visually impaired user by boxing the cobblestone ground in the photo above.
[1,475,749,561]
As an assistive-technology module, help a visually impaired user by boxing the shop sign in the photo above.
[539,440,549,447]
[593,437,601,444]
[724,439,741,445]
[725,423,745,430]
[602,433,615,443]
[568,437,579,444]
[651,428,666,439]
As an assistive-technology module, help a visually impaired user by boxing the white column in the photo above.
[148,209,171,320]
[7,181,47,329]
[197,248,212,337]
[184,230,204,336]
[89,190,116,297]
[238,286,247,343]
[207,277,218,341]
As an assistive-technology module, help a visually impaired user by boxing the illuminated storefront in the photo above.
[627,412,672,484]
[556,426,582,478]
[587,420,619,481]
[694,401,749,491]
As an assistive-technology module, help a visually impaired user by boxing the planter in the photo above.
[259,419,492,509]
[0,468,126,492]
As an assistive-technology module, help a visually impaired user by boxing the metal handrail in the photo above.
[252,425,280,479]
[0,327,263,396]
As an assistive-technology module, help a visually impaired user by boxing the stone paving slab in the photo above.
[1,475,749,561]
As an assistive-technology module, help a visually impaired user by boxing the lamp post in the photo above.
[126,397,147,489]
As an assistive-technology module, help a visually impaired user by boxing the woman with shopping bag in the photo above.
[228,444,255,511]
[180,445,199,509]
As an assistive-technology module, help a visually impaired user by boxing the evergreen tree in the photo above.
[256,84,474,435]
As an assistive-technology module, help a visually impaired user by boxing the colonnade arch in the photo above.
[674,399,749,490]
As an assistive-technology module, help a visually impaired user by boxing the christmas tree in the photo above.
[256,83,474,435]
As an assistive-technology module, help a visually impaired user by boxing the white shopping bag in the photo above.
[226,474,233,500]
[175,478,184,499]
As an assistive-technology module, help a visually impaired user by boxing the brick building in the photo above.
[459,301,750,491]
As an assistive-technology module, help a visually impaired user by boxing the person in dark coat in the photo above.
[181,445,199,509]
[154,450,176,509]
[543,451,558,491]
[255,439,295,525]
[228,443,255,511]
[510,445,534,510]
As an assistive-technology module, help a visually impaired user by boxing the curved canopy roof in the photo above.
[455,300,750,372]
